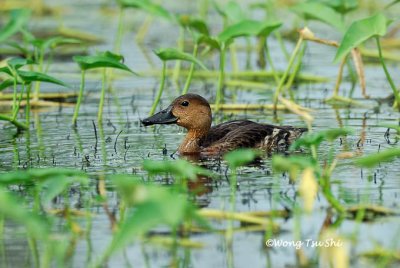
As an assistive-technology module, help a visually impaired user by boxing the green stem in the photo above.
[229,44,239,72]
[273,36,304,114]
[149,61,167,115]
[265,40,280,85]
[12,75,17,115]
[284,43,306,101]
[215,46,226,111]
[12,83,25,121]
[0,114,28,130]
[322,182,345,214]
[28,236,40,268]
[135,15,153,43]
[97,68,107,123]
[226,168,237,268]
[376,37,400,111]
[34,48,45,101]
[172,27,185,86]
[182,43,199,94]
[72,70,86,126]
[26,84,31,127]
[0,216,5,268]
[114,7,125,53]
[275,31,290,61]
[333,57,346,97]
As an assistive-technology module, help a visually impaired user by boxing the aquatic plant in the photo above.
[0,58,69,130]
[115,0,173,50]
[199,19,281,110]
[72,51,135,125]
[335,13,400,111]
[149,48,207,115]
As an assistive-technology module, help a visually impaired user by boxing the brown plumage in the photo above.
[141,94,307,156]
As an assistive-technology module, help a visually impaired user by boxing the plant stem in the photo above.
[72,70,86,126]
[284,43,306,101]
[114,7,125,54]
[272,36,304,114]
[135,15,153,43]
[0,114,28,130]
[226,167,237,268]
[12,83,25,121]
[376,37,400,111]
[26,84,31,127]
[97,68,107,123]
[265,40,280,85]
[172,27,185,86]
[215,46,226,111]
[34,48,45,101]
[333,57,346,97]
[149,61,167,115]
[229,44,239,72]
[182,43,199,94]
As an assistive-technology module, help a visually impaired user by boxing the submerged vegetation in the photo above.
[0,0,400,267]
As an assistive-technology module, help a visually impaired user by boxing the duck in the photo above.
[141,94,307,156]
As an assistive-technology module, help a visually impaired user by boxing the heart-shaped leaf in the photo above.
[154,48,208,70]
[0,9,31,43]
[335,13,390,62]
[117,0,172,20]
[291,2,345,32]
[218,20,282,43]
[73,51,135,73]
[17,70,70,87]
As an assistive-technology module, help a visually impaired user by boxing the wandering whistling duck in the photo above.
[141,94,307,155]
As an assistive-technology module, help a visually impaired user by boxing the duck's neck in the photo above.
[179,128,208,154]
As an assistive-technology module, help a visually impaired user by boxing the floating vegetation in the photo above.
[0,1,400,267]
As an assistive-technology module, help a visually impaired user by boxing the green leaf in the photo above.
[213,1,247,23]
[354,148,400,168]
[106,179,200,254]
[218,20,282,43]
[39,175,87,205]
[0,9,31,43]
[33,36,81,51]
[154,48,208,70]
[143,159,212,180]
[0,79,18,91]
[0,168,85,185]
[291,2,346,32]
[117,0,172,20]
[0,188,49,238]
[291,128,353,150]
[198,35,222,50]
[272,155,316,172]
[224,149,260,169]
[73,51,135,73]
[314,0,358,14]
[178,16,209,36]
[272,155,317,180]
[334,13,389,62]
[7,57,35,69]
[17,70,70,87]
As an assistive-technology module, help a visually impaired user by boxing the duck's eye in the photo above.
[181,101,189,107]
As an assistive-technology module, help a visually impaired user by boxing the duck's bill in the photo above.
[141,106,178,126]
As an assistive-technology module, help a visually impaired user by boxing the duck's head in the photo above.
[141,94,212,134]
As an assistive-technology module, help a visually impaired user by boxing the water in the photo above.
[0,1,400,267]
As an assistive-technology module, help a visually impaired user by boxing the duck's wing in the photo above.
[200,121,307,154]
[200,120,255,146]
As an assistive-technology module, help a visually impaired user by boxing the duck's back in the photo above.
[200,120,307,154]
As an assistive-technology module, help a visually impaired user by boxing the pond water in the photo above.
[0,1,400,267]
